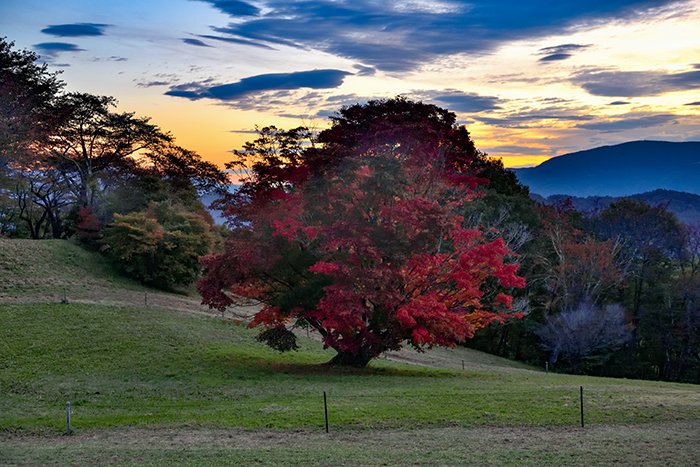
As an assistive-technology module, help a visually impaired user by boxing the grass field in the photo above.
[1,303,699,465]
[1,240,699,465]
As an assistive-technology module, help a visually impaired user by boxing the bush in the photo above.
[102,202,213,288]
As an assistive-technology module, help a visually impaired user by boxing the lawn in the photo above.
[2,303,699,433]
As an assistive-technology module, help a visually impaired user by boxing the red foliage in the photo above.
[199,98,525,366]
[75,205,101,241]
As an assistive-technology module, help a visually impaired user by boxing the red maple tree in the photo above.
[199,98,525,366]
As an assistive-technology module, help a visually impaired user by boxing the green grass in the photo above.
[2,303,699,436]
[0,238,145,297]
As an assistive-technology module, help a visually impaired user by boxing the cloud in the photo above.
[537,43,590,62]
[474,106,594,128]
[41,23,109,37]
[577,113,678,132]
[165,69,352,101]
[135,80,172,88]
[197,34,275,49]
[182,38,213,47]
[197,0,260,16]
[485,145,550,155]
[195,0,678,72]
[34,42,84,57]
[573,65,700,97]
[609,101,630,105]
[353,64,376,76]
[686,101,700,106]
[418,90,501,113]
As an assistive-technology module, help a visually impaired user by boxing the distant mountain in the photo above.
[200,185,240,225]
[532,189,700,225]
[513,141,700,197]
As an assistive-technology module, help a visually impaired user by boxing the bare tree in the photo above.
[537,301,632,371]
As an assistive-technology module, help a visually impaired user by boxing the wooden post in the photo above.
[66,401,71,435]
[545,361,549,373]
[144,291,148,306]
[323,391,329,433]
[461,360,465,370]
[580,386,584,428]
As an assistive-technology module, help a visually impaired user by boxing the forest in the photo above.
[2,38,698,382]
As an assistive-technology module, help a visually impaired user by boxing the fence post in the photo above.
[579,386,584,428]
[323,391,329,433]
[66,401,71,435]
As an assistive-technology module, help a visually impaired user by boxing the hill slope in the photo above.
[2,239,699,464]
[0,239,217,314]
[514,140,700,197]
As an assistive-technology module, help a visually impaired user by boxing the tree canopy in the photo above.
[199,98,525,366]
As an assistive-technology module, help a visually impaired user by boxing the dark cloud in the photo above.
[686,101,700,106]
[486,145,550,155]
[165,69,352,101]
[41,23,109,37]
[198,0,260,16]
[537,43,590,62]
[34,42,84,57]
[573,66,700,97]
[539,53,572,62]
[353,64,376,76]
[609,101,630,105]
[475,108,594,128]
[420,90,501,113]
[229,129,261,134]
[182,38,213,47]
[578,114,678,132]
[195,0,676,72]
[197,34,275,49]
[136,80,172,88]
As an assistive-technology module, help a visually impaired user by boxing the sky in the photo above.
[1,0,699,168]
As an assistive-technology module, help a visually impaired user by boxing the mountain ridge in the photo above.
[513,140,700,197]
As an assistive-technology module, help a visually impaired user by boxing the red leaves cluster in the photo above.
[198,98,526,365]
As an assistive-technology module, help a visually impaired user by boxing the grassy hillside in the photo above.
[0,239,221,314]
[2,303,699,464]
[0,239,144,297]
[1,240,699,464]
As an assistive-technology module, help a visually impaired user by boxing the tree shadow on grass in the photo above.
[220,357,460,379]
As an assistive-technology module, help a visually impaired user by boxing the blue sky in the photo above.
[1,0,699,167]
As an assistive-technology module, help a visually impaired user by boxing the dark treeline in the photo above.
[0,38,227,289]
[469,195,700,383]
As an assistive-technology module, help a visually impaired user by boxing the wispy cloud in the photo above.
[537,43,590,62]
[182,38,213,47]
[577,113,678,132]
[572,65,700,97]
[416,89,502,113]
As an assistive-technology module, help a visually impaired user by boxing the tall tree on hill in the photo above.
[199,98,525,367]
[0,38,63,165]
[47,93,170,208]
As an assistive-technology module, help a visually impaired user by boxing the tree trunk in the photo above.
[326,350,373,368]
